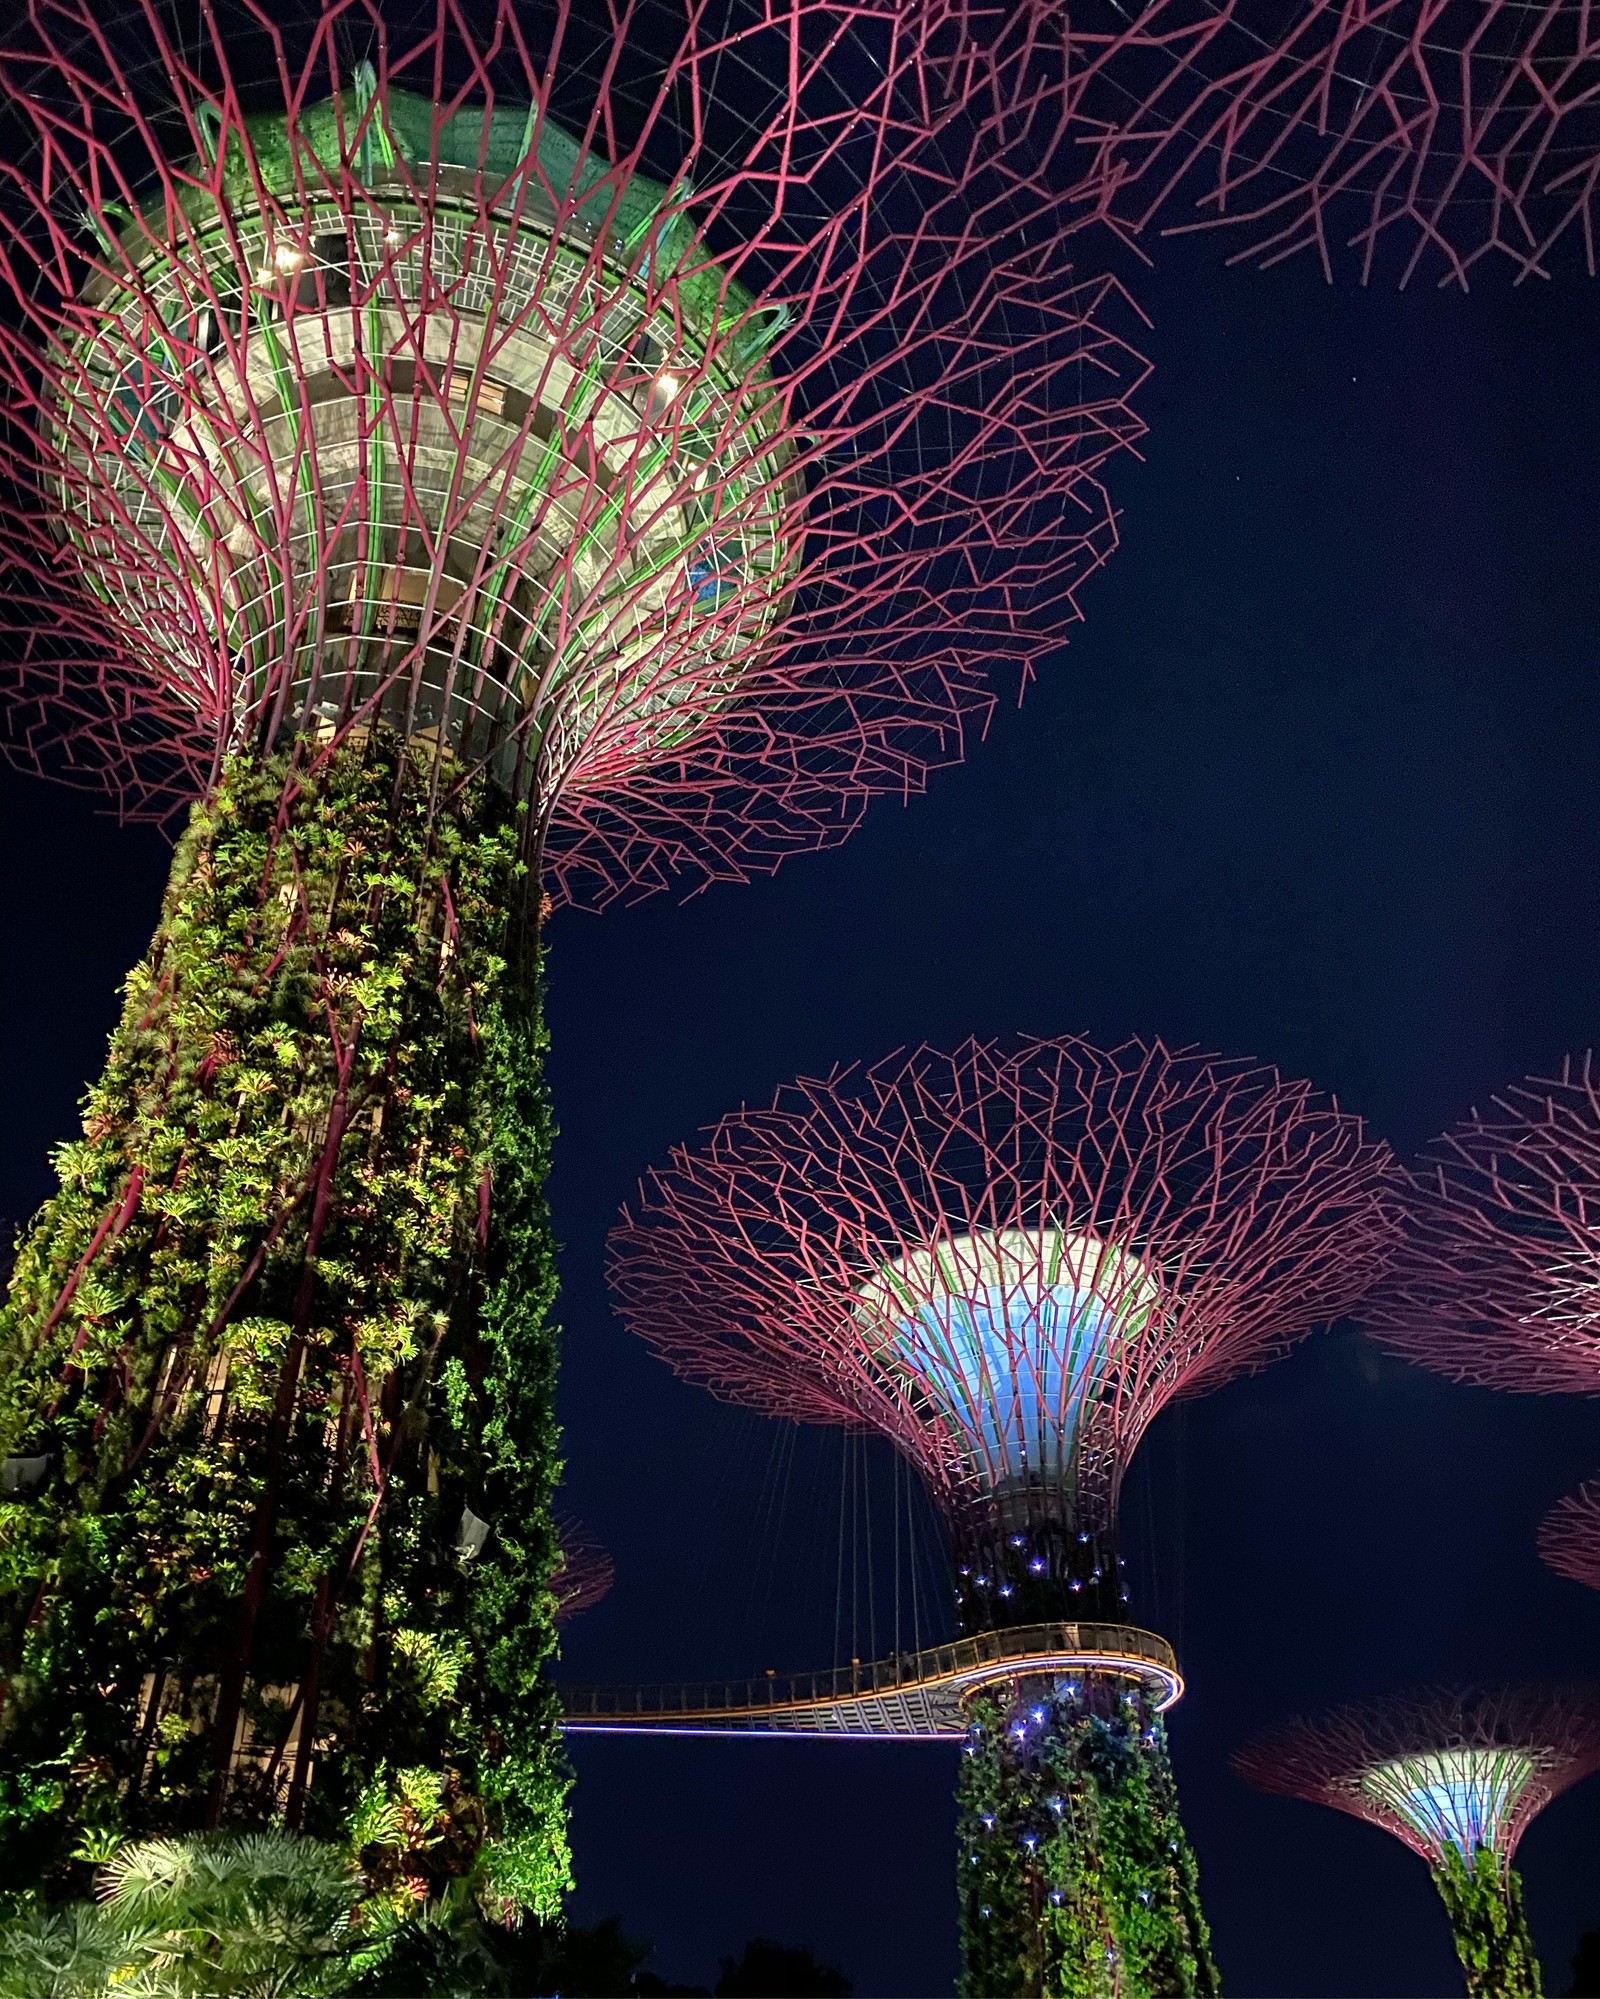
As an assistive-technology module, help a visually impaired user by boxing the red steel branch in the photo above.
[551,1514,615,1625]
[0,0,1151,905]
[1540,1477,1600,1590]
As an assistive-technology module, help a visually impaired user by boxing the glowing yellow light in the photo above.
[655,372,681,402]
[273,244,305,274]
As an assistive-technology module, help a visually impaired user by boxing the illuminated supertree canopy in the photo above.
[1049,0,1600,287]
[0,0,1149,901]
[611,1035,1395,1624]
[551,1514,614,1625]
[609,1034,1394,1998]
[0,0,1148,1923]
[1235,1686,1600,1997]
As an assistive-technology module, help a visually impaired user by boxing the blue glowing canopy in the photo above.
[854,1229,1158,1489]
[1363,1747,1536,1860]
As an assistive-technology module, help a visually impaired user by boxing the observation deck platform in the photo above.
[559,1621,1181,1739]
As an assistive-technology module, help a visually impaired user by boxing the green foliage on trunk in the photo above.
[1431,1844,1543,1999]
[957,1683,1218,1999]
[0,736,567,1922]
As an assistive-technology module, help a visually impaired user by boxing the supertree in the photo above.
[1361,1055,1600,1592]
[551,1516,613,1626]
[0,0,1150,1915]
[608,1034,1395,1998]
[1019,0,1600,287]
[1235,1685,1600,1996]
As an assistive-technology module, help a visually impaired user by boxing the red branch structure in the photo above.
[609,1036,1394,1628]
[551,1513,614,1625]
[0,0,1149,904]
[1364,1055,1600,1392]
[1042,0,1600,287]
[1235,1685,1600,1869]
[1539,1478,1600,1590]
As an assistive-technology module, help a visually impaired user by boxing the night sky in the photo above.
[8,232,1600,1995]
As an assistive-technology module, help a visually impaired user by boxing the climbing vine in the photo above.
[1431,1844,1543,1998]
[0,733,567,1924]
[957,1680,1219,1999]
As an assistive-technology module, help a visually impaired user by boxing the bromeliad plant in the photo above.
[0,735,565,1914]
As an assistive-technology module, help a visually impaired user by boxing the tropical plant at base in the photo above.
[957,1685,1218,1999]
[0,1894,125,1999]
[0,1830,391,1997]
[1431,1843,1543,1998]
[0,735,566,1919]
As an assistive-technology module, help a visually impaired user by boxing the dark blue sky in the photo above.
[7,235,1600,1994]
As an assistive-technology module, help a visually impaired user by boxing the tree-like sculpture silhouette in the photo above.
[0,0,1147,898]
[0,0,1148,1918]
[1237,1686,1600,1996]
[609,1035,1394,1996]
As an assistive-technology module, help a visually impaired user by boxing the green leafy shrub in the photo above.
[0,1829,389,1997]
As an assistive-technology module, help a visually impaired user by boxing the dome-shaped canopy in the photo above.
[1362,1747,1537,1865]
[854,1226,1160,1490]
[55,68,794,791]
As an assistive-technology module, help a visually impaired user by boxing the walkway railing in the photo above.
[560,1621,1181,1737]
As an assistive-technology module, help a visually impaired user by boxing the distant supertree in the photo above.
[1236,1686,1600,1997]
[1046,0,1600,287]
[551,1516,614,1626]
[0,0,1148,1916]
[609,1035,1395,1998]
[1361,1055,1600,1591]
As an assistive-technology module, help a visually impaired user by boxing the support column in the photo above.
[1430,1846,1542,1998]
[0,734,567,1919]
[957,1673,1218,1999]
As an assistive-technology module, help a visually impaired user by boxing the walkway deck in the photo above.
[559,1621,1181,1738]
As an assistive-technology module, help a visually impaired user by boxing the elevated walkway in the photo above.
[559,1621,1181,1739]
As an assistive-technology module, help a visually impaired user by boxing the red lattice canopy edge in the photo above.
[0,0,1149,905]
[551,1514,614,1625]
[1037,0,1600,287]
[1363,1055,1600,1393]
[1539,1477,1600,1590]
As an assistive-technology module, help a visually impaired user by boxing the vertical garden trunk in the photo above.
[0,735,568,1920]
[958,1678,1218,1999]
[1431,1846,1543,1998]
